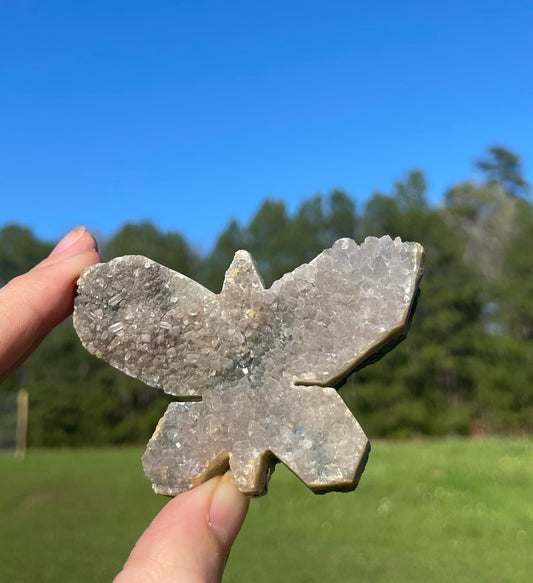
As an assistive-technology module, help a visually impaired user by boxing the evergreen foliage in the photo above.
[1,145,532,444]
[474,145,530,197]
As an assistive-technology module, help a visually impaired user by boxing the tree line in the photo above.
[1,145,532,445]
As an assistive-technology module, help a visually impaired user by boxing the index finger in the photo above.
[0,227,101,382]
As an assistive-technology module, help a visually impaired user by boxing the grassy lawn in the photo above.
[1,439,532,582]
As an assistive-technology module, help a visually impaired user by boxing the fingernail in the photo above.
[208,472,250,549]
[50,226,87,257]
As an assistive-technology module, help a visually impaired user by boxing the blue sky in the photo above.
[1,0,532,253]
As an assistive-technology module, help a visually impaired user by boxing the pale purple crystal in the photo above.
[73,236,424,496]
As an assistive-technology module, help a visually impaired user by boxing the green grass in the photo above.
[1,439,533,582]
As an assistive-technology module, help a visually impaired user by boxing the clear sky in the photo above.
[1,0,532,253]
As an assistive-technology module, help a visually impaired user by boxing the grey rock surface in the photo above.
[73,236,424,496]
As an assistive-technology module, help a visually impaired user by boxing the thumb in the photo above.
[114,472,249,583]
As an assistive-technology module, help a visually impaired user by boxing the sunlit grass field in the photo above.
[1,439,532,582]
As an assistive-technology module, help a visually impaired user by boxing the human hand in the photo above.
[114,472,249,583]
[0,226,101,382]
[0,225,249,582]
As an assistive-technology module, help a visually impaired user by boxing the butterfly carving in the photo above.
[74,236,423,496]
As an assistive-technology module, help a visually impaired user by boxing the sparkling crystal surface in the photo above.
[73,236,424,496]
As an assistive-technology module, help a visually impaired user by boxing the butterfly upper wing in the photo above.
[269,236,424,387]
[73,255,218,398]
[74,239,423,396]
